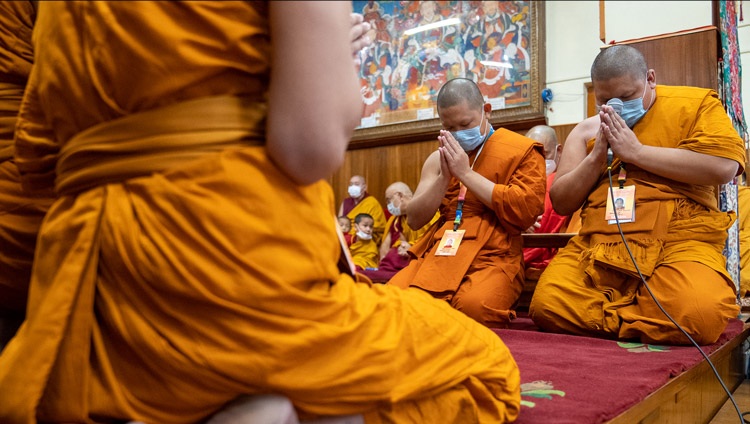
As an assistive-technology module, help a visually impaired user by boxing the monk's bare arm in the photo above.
[407,151,449,229]
[266,2,365,185]
[550,116,607,215]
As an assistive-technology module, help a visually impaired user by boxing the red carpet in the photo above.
[494,318,744,423]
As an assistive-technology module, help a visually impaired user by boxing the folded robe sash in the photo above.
[0,95,267,423]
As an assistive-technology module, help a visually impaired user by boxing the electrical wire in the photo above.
[605,164,747,424]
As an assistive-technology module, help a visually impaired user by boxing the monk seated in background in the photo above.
[530,45,745,345]
[338,174,387,245]
[522,125,570,271]
[362,181,439,282]
[348,213,379,272]
[388,78,546,328]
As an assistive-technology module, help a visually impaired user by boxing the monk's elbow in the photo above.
[407,215,426,231]
[716,161,740,184]
[267,133,347,185]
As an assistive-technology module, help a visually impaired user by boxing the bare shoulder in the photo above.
[567,116,600,144]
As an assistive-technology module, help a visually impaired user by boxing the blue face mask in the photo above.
[452,113,489,151]
[619,79,651,128]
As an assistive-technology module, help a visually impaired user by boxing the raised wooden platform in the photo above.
[608,321,750,424]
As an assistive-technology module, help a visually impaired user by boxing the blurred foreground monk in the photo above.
[389,78,546,328]
[0,1,53,349]
[530,45,745,345]
[0,2,520,423]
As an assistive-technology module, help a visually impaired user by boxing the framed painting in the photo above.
[351,0,546,148]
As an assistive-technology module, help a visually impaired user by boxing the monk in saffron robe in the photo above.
[530,45,745,345]
[0,1,53,348]
[338,175,387,245]
[522,125,570,270]
[738,185,750,299]
[0,3,521,423]
[389,78,546,328]
[348,213,380,271]
[363,181,439,282]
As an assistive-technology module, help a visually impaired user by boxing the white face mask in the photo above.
[356,230,372,240]
[348,185,363,198]
[545,160,557,175]
[387,198,402,216]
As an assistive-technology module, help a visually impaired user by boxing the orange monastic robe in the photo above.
[0,1,52,319]
[389,129,546,327]
[530,85,745,345]
[0,3,521,423]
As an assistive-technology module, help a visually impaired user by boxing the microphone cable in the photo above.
[605,161,748,423]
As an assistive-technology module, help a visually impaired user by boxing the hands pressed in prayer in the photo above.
[599,104,643,164]
[438,130,472,181]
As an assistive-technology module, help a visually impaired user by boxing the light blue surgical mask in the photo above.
[619,79,651,128]
[452,113,490,151]
[387,201,401,216]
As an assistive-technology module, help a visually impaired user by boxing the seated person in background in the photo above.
[338,174,386,244]
[349,212,379,271]
[530,45,745,345]
[388,78,546,328]
[337,215,352,244]
[362,181,440,282]
[522,124,570,270]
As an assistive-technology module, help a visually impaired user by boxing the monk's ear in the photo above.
[483,102,492,114]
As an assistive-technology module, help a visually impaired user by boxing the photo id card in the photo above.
[435,230,465,256]
[605,185,636,224]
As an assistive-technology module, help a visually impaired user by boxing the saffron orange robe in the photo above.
[0,3,521,423]
[342,193,387,245]
[0,1,52,318]
[522,171,570,269]
[530,85,745,345]
[389,129,546,327]
[738,186,750,297]
[362,212,438,282]
[349,236,379,271]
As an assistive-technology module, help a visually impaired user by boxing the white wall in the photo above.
[545,1,714,127]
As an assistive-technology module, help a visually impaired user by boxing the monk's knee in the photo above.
[452,291,515,328]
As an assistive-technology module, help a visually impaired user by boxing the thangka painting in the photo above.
[352,0,540,134]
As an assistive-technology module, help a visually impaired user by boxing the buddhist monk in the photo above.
[522,125,570,270]
[0,1,53,350]
[530,45,745,345]
[0,2,521,423]
[338,175,387,245]
[348,213,379,271]
[388,78,546,328]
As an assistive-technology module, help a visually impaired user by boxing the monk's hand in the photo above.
[397,242,410,257]
[438,130,471,180]
[599,104,643,164]
[350,13,372,63]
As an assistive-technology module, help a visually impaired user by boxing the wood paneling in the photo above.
[617,27,719,91]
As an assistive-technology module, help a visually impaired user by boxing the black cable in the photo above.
[606,165,746,424]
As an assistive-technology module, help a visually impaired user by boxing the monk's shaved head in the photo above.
[525,125,558,158]
[590,45,648,82]
[385,181,413,199]
[437,78,485,112]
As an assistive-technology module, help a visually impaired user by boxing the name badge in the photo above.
[435,230,465,256]
[605,185,636,224]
